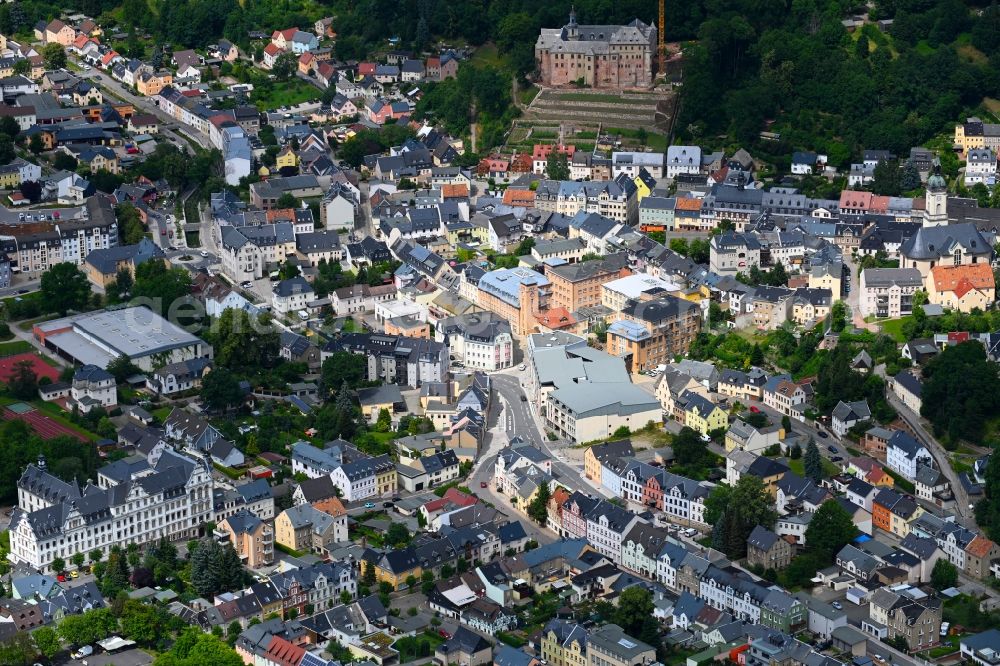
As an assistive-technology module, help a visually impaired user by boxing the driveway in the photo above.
[70,648,153,666]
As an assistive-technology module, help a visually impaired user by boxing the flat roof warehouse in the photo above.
[34,306,212,369]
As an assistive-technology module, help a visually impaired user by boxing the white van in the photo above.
[297,310,309,321]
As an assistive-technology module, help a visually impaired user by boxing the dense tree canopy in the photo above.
[804,500,858,562]
[921,341,1000,445]
[414,63,517,151]
[706,475,777,559]
[678,0,1000,162]
[40,262,91,316]
[131,260,194,318]
[208,309,281,373]
[975,448,1000,541]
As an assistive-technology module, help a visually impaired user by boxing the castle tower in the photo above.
[923,157,948,228]
[566,7,579,40]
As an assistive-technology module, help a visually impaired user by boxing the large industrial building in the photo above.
[33,306,213,371]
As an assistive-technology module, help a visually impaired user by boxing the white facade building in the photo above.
[10,452,213,571]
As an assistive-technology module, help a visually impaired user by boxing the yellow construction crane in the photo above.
[658,0,666,76]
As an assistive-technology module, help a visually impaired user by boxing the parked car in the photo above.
[72,646,93,659]
[818,431,828,438]
[200,250,209,257]
[827,445,837,453]
[749,406,761,413]
[831,601,842,610]
[363,502,375,509]
[480,481,488,488]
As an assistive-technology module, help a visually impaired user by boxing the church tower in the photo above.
[923,157,948,227]
[566,7,579,40]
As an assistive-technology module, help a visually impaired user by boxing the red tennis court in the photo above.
[0,352,61,383]
[2,402,87,441]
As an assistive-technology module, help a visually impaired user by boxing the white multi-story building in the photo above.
[656,542,688,591]
[964,148,997,187]
[272,276,314,315]
[10,451,213,571]
[613,151,666,179]
[664,146,701,180]
[329,455,394,502]
[585,500,641,564]
[290,441,345,478]
[70,364,116,413]
[435,312,513,372]
[886,431,932,481]
[859,268,922,319]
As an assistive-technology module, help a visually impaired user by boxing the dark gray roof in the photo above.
[747,525,781,551]
[893,370,922,397]
[888,430,926,459]
[296,230,340,252]
[273,275,314,298]
[900,223,991,261]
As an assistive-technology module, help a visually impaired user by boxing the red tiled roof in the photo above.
[966,534,997,558]
[930,264,994,299]
[442,184,468,199]
[536,307,577,329]
[443,487,477,507]
[838,190,875,210]
[264,637,305,666]
[502,189,535,206]
[674,196,702,211]
[531,143,575,160]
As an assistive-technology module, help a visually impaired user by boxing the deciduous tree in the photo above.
[40,262,91,315]
[804,500,858,562]
[931,558,958,590]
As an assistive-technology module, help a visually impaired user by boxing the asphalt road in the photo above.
[72,64,206,153]
[885,390,972,523]
[489,372,593,496]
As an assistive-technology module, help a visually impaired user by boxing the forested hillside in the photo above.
[2,0,996,164]
[679,0,1000,166]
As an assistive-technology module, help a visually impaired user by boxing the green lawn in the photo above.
[0,340,32,357]
[151,406,172,423]
[877,317,909,342]
[469,42,502,68]
[213,462,242,479]
[518,85,540,105]
[787,456,840,478]
[275,542,307,558]
[1,291,41,308]
[252,80,322,111]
